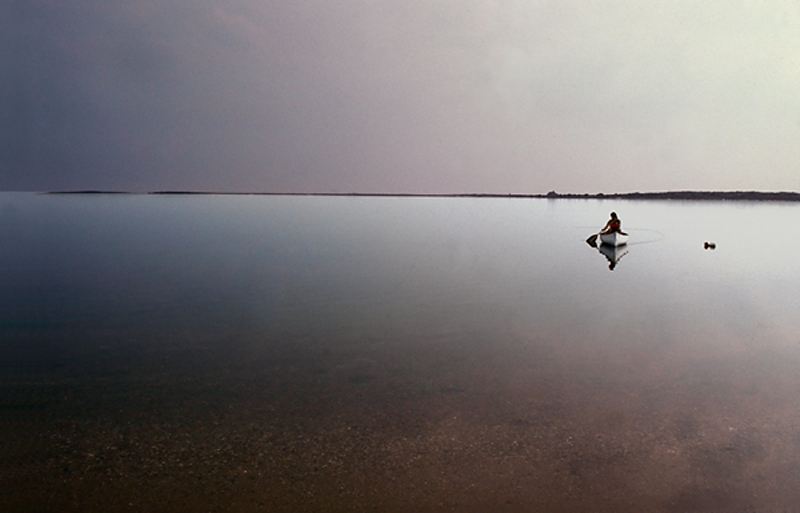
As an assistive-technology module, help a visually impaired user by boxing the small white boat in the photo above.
[599,232,628,247]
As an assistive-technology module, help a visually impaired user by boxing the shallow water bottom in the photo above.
[5,323,800,513]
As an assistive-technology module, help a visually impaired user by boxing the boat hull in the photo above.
[600,232,628,247]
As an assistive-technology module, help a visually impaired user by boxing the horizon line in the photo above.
[35,189,800,201]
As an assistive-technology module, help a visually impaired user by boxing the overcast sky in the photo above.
[3,1,799,193]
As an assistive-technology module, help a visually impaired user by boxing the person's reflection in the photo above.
[597,243,628,271]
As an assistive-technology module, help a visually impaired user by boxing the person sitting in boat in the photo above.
[600,212,627,235]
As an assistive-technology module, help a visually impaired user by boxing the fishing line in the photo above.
[621,228,665,246]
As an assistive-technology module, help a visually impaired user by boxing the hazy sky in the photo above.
[3,1,799,193]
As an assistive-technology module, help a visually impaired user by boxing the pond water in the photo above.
[3,192,800,511]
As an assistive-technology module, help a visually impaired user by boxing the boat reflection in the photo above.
[597,243,628,271]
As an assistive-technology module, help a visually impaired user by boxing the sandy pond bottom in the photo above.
[4,324,800,513]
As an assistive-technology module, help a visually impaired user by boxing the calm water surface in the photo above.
[3,192,800,511]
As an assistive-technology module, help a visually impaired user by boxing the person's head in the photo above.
[610,212,618,219]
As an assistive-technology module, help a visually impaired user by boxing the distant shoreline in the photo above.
[42,190,800,201]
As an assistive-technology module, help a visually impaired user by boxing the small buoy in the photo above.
[704,242,716,250]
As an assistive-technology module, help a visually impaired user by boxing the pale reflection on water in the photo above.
[3,192,800,511]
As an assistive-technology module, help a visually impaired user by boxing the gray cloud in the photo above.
[2,1,800,193]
